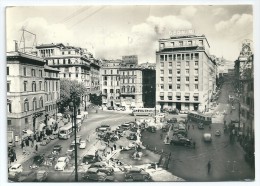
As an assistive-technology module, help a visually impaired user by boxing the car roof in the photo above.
[204,133,211,136]
[37,170,47,174]
[11,164,22,168]
[58,157,67,161]
[87,168,99,172]
[129,167,142,172]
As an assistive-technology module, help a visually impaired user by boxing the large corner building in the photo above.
[156,33,217,112]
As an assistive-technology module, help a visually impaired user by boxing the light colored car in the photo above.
[9,164,23,174]
[231,106,236,110]
[203,133,212,142]
[215,130,221,136]
[76,135,82,144]
[55,157,69,171]
[79,140,86,149]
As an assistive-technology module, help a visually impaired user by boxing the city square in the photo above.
[5,4,256,183]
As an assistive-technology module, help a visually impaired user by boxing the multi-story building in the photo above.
[100,60,121,107]
[119,67,143,109]
[155,33,217,112]
[234,40,254,140]
[7,51,60,140]
[36,43,101,104]
[44,65,60,117]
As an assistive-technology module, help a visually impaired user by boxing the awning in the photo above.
[176,92,181,96]
[38,123,46,132]
[168,92,173,96]
[185,93,190,96]
[193,93,199,97]
[160,92,164,96]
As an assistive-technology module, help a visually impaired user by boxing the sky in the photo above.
[6,5,253,63]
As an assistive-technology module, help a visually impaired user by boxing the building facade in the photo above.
[234,40,254,140]
[100,60,121,107]
[36,43,101,105]
[7,52,60,140]
[155,34,217,112]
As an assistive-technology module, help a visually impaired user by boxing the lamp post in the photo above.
[69,101,78,182]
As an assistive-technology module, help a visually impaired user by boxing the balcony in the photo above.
[157,45,205,53]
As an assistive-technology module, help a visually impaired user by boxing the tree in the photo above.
[89,93,102,106]
[60,79,87,113]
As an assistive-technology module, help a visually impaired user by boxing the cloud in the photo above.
[215,13,253,33]
[180,6,197,18]
[6,17,75,52]
[93,15,192,63]
[212,7,227,16]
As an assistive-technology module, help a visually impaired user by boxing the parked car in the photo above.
[76,135,82,144]
[79,140,86,149]
[121,123,133,130]
[67,144,75,158]
[90,162,114,175]
[167,118,178,124]
[198,123,204,129]
[107,106,114,110]
[203,133,212,142]
[116,106,126,111]
[162,124,171,132]
[46,154,57,166]
[29,155,45,169]
[52,145,62,155]
[125,167,151,182]
[128,133,137,140]
[55,157,69,171]
[36,170,48,182]
[96,125,111,132]
[147,126,156,133]
[82,168,107,181]
[50,132,58,140]
[9,164,23,174]
[41,136,51,146]
[215,130,221,136]
[9,170,35,182]
[82,155,98,165]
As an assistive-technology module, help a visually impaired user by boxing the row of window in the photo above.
[160,84,199,90]
[103,76,120,81]
[160,68,199,75]
[47,58,86,66]
[160,61,199,68]
[160,76,198,82]
[103,89,120,94]
[103,81,120,86]
[160,40,204,49]
[159,96,199,101]
[160,53,200,62]
[103,69,120,75]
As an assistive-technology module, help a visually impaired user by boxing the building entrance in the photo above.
[193,103,199,111]
[176,103,181,111]
[111,101,114,107]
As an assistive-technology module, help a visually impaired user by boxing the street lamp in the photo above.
[69,101,78,182]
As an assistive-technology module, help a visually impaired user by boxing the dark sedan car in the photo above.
[29,155,45,169]
[82,155,99,165]
[52,145,62,155]
[90,162,114,175]
[125,167,151,182]
[170,136,192,147]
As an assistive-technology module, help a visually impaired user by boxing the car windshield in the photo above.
[58,159,65,162]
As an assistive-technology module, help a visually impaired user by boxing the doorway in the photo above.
[176,103,181,111]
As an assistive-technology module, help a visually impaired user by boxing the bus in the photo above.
[59,119,82,139]
[187,111,212,125]
[132,108,160,116]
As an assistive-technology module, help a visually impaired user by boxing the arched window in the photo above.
[39,97,43,108]
[68,59,71,64]
[44,81,47,92]
[24,98,29,112]
[127,86,130,92]
[132,86,135,92]
[32,81,36,92]
[122,86,125,93]
[63,59,66,64]
[7,99,12,113]
[32,97,37,111]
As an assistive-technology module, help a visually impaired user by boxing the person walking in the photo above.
[35,144,38,152]
[160,133,163,139]
[207,160,211,174]
[193,141,196,149]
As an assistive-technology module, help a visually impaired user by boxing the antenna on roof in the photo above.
[19,27,37,54]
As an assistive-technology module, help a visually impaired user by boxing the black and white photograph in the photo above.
[3,1,259,183]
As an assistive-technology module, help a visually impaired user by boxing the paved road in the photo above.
[141,78,255,181]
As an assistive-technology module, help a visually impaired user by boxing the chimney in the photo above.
[14,40,18,52]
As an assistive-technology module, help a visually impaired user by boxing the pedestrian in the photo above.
[166,135,169,143]
[111,146,113,152]
[160,133,163,139]
[193,141,196,148]
[114,144,117,150]
[21,141,24,149]
[35,144,38,152]
[207,160,211,174]
[209,125,211,130]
